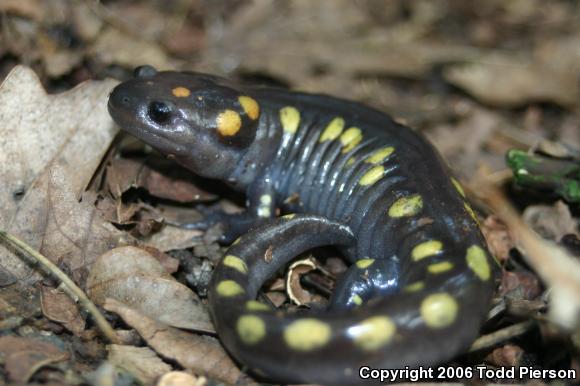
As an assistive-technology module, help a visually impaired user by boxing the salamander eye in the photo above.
[148,101,171,124]
[134,65,157,78]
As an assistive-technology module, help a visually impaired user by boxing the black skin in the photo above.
[108,66,498,385]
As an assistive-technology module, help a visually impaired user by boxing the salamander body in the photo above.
[108,66,497,385]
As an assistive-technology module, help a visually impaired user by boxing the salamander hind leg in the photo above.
[329,258,401,310]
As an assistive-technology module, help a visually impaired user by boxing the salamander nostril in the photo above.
[122,96,130,104]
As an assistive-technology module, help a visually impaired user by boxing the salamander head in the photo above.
[108,65,261,179]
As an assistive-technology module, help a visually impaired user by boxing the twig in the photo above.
[0,231,120,344]
[469,320,536,352]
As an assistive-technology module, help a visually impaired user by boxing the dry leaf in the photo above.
[90,27,172,70]
[103,298,251,385]
[0,335,69,382]
[144,225,204,252]
[485,344,524,367]
[500,270,542,301]
[444,59,578,107]
[87,246,213,332]
[522,201,577,242]
[40,284,86,336]
[106,157,215,204]
[481,215,514,264]
[108,344,172,385]
[286,257,318,305]
[0,65,126,284]
[157,371,204,386]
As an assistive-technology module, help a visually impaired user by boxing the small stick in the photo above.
[0,231,120,344]
[469,320,536,352]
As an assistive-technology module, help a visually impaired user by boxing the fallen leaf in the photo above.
[103,298,251,385]
[499,270,543,301]
[444,59,578,107]
[87,246,213,332]
[0,66,126,284]
[286,257,318,305]
[481,215,514,264]
[522,201,577,242]
[144,225,204,252]
[90,27,172,70]
[0,335,69,382]
[158,371,204,386]
[40,284,86,337]
[485,344,524,367]
[108,344,172,385]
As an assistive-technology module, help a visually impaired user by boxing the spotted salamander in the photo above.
[108,66,497,385]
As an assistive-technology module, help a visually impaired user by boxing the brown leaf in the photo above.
[108,344,172,385]
[141,245,180,274]
[40,284,86,337]
[286,257,318,306]
[485,344,524,367]
[105,157,214,215]
[90,27,172,70]
[0,66,126,284]
[157,371,204,386]
[499,269,542,301]
[0,335,69,382]
[144,225,204,252]
[522,201,577,242]
[87,246,213,332]
[444,59,578,107]
[0,0,43,20]
[481,215,514,264]
[103,298,252,385]
[0,282,40,319]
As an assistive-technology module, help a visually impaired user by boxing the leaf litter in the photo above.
[0,0,579,384]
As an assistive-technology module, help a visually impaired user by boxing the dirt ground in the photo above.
[0,1,579,385]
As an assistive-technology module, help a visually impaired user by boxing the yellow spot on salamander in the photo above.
[427,261,454,274]
[172,86,190,97]
[359,165,384,186]
[420,293,458,329]
[319,117,345,142]
[216,109,242,136]
[412,240,443,261]
[404,281,424,292]
[340,127,362,153]
[259,195,272,205]
[464,202,479,224]
[451,177,465,198]
[366,146,395,164]
[348,316,396,351]
[356,258,375,269]
[232,237,241,245]
[258,195,272,217]
[388,194,423,217]
[223,255,248,274]
[280,106,300,134]
[238,96,260,120]
[237,315,266,344]
[345,157,356,167]
[352,294,363,306]
[282,213,296,219]
[466,245,491,281]
[284,319,331,351]
[246,300,270,311]
[216,280,245,297]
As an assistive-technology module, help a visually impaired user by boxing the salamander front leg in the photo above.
[178,177,276,243]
